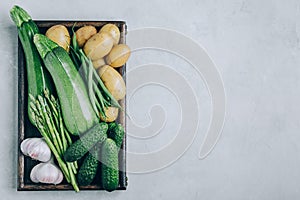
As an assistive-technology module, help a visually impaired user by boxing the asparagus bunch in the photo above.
[29,89,79,192]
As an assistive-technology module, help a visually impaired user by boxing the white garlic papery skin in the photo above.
[30,162,63,184]
[20,138,51,162]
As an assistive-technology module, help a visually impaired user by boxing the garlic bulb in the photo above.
[30,162,63,184]
[20,138,51,162]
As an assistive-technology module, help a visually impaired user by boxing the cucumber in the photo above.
[10,6,52,125]
[64,123,107,162]
[33,34,98,135]
[101,138,119,191]
[108,122,124,149]
[77,145,100,186]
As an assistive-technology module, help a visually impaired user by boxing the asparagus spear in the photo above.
[29,90,79,192]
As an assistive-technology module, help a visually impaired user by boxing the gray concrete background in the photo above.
[1,0,300,199]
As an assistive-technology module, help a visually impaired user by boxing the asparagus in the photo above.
[29,90,79,192]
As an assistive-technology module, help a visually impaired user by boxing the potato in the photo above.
[100,106,119,122]
[46,25,70,52]
[75,25,97,47]
[99,24,120,45]
[83,32,114,61]
[106,44,130,68]
[92,58,106,70]
[98,65,126,100]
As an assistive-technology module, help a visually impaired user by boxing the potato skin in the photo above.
[100,107,119,122]
[84,32,114,61]
[75,25,97,47]
[106,44,130,68]
[92,58,106,70]
[99,24,120,45]
[46,25,70,52]
[98,65,126,100]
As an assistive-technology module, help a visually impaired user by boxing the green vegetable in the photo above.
[64,123,108,162]
[11,6,79,192]
[101,138,119,192]
[29,90,79,192]
[33,34,98,135]
[77,145,100,186]
[70,30,121,119]
[108,122,124,149]
[10,5,52,124]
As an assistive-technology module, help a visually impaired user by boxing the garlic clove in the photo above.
[53,170,64,185]
[30,162,63,185]
[30,163,40,183]
[20,138,51,162]
[28,143,51,162]
[21,138,38,155]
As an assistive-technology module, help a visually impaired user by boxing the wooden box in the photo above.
[17,21,127,191]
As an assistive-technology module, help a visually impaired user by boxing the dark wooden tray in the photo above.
[17,21,127,191]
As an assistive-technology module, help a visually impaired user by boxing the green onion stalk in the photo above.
[29,89,79,192]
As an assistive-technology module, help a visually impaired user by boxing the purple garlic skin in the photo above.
[20,138,51,162]
[30,162,63,184]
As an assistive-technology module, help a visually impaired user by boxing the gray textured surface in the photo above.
[1,0,300,199]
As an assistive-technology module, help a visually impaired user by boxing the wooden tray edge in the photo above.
[17,20,128,191]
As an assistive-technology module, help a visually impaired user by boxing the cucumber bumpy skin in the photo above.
[33,34,98,135]
[107,122,124,150]
[101,138,119,192]
[64,123,108,162]
[77,145,100,186]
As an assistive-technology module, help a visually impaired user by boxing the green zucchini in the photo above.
[77,145,100,186]
[64,123,107,162]
[101,138,119,191]
[33,34,98,135]
[108,122,124,150]
[10,6,52,124]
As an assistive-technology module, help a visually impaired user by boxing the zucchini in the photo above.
[10,6,52,124]
[77,145,100,186]
[108,122,124,150]
[101,138,119,191]
[64,123,108,162]
[33,34,98,135]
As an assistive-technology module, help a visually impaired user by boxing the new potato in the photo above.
[84,32,114,61]
[92,58,106,70]
[98,65,126,100]
[46,25,70,52]
[106,44,130,68]
[99,24,120,45]
[100,107,119,122]
[75,25,97,47]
